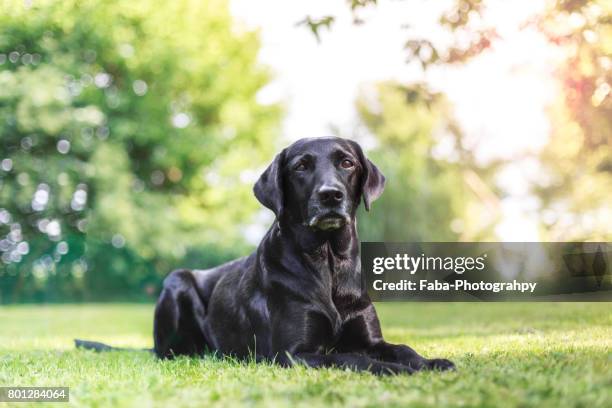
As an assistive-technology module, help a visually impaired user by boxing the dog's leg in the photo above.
[277,352,415,375]
[154,269,209,358]
[366,341,455,371]
[336,304,455,371]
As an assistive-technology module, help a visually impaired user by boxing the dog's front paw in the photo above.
[426,358,456,371]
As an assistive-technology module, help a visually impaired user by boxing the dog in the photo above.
[78,136,455,375]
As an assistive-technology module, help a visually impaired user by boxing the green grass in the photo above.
[0,303,610,407]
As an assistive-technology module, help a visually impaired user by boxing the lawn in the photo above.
[0,303,610,407]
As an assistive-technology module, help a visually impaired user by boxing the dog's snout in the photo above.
[317,186,344,206]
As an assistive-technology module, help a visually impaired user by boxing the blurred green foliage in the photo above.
[334,0,611,241]
[1,0,610,303]
[0,0,281,302]
[355,83,498,242]
[428,0,612,241]
[535,0,612,240]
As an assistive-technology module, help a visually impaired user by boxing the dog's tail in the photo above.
[74,339,153,353]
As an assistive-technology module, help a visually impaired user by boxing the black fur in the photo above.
[78,137,455,375]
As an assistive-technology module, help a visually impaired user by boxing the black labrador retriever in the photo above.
[79,136,455,375]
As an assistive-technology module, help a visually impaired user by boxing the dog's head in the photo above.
[254,137,385,230]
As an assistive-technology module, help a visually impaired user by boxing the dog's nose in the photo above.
[318,186,344,206]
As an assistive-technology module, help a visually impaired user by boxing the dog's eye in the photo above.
[294,162,307,171]
[340,159,354,169]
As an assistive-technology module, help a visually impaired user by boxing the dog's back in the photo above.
[191,256,250,307]
[153,255,251,358]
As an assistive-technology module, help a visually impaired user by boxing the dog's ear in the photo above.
[350,141,386,211]
[253,149,286,217]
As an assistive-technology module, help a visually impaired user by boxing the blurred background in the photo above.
[0,0,610,303]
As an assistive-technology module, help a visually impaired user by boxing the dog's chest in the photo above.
[304,245,363,326]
